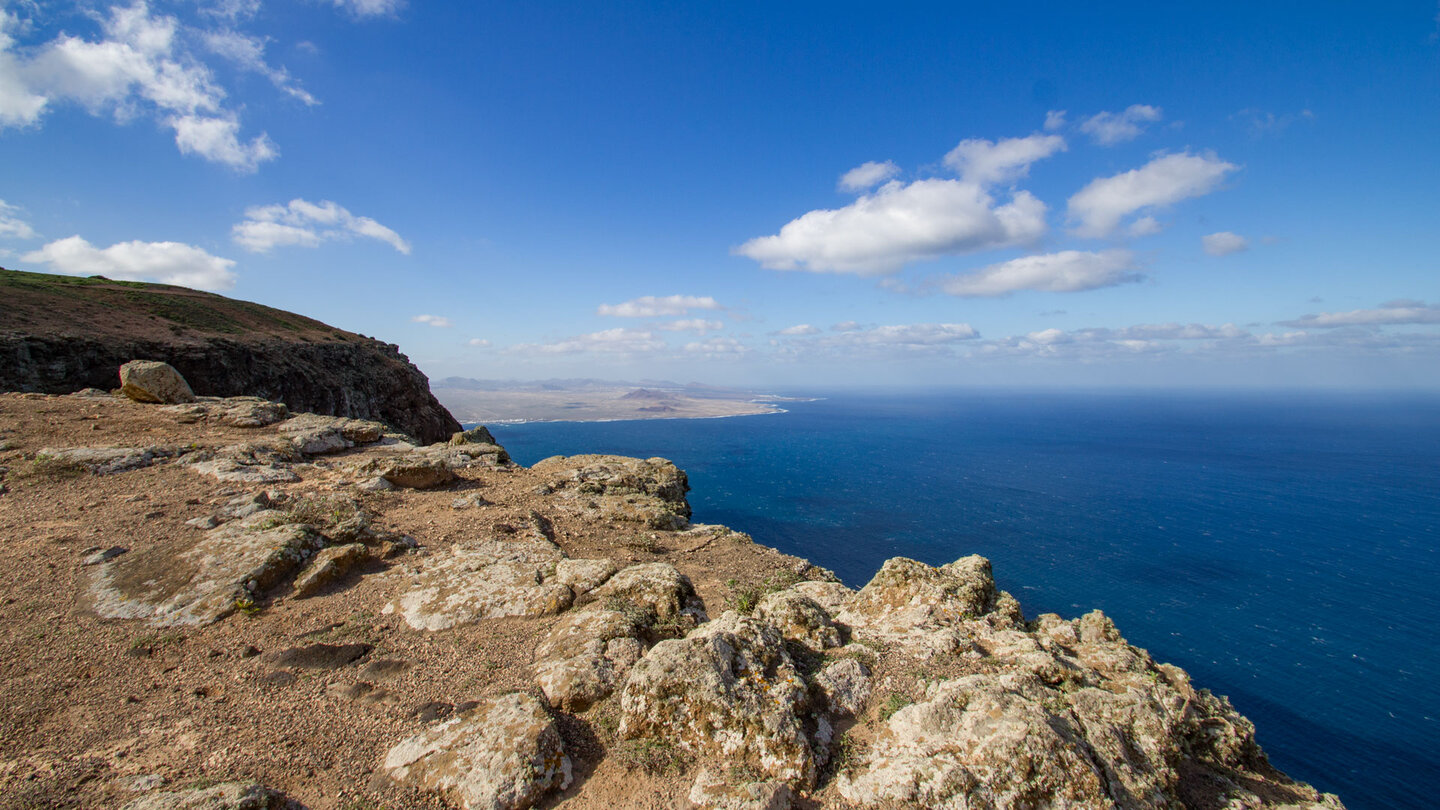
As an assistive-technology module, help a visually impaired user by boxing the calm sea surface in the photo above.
[487,390,1440,809]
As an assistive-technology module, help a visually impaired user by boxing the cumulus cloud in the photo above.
[1044,110,1066,131]
[0,3,278,170]
[1127,216,1163,237]
[21,235,236,290]
[509,328,665,356]
[1078,104,1163,145]
[1277,301,1440,329]
[1202,231,1249,256]
[736,179,1047,275]
[233,199,410,254]
[657,318,724,334]
[942,134,1066,186]
[331,0,406,18]
[776,324,821,336]
[937,249,1142,297]
[1067,151,1238,238]
[838,160,899,192]
[0,199,37,239]
[202,29,317,106]
[684,336,749,357]
[596,295,721,318]
[412,314,451,328]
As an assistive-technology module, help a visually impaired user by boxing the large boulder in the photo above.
[384,692,572,810]
[618,611,816,787]
[532,455,691,529]
[119,359,195,404]
[837,554,1024,639]
[754,589,842,651]
[383,535,572,631]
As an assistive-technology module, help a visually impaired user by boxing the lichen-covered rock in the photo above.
[292,543,371,598]
[279,412,387,445]
[383,535,572,631]
[180,441,302,483]
[587,562,706,628]
[812,657,871,718]
[119,781,301,809]
[619,611,815,787]
[384,692,572,810]
[755,589,842,651]
[554,558,618,596]
[532,562,700,710]
[451,425,498,445]
[35,445,175,475]
[160,397,289,428]
[788,580,854,616]
[837,554,1023,638]
[688,768,792,810]
[90,513,322,626]
[379,458,457,489]
[532,454,690,529]
[119,359,195,404]
[837,673,1111,809]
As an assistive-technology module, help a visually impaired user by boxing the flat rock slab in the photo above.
[269,643,373,670]
[385,692,572,810]
[90,514,322,626]
[161,397,289,428]
[119,781,302,809]
[383,535,572,631]
[37,445,175,475]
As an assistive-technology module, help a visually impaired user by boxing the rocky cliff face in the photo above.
[0,269,461,444]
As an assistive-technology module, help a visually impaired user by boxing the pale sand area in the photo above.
[433,384,794,423]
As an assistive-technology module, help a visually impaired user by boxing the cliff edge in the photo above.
[0,269,460,444]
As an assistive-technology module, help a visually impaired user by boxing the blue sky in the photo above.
[3,1,1438,388]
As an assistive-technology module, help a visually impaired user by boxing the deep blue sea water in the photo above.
[486,390,1440,809]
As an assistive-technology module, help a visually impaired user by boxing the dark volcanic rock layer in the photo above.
[0,269,461,443]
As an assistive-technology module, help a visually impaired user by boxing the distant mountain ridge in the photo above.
[0,268,461,443]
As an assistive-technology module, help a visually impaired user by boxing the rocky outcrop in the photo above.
[384,692,572,810]
[119,360,195,404]
[383,535,573,631]
[119,781,303,809]
[531,454,692,529]
[0,269,461,443]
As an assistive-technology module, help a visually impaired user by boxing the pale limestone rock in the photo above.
[119,360,195,404]
[451,425,498,445]
[383,535,571,631]
[90,513,322,626]
[532,562,697,710]
[836,673,1111,809]
[532,454,690,529]
[754,589,842,650]
[588,562,706,627]
[119,781,300,809]
[180,441,302,484]
[35,445,174,475]
[554,558,618,596]
[384,692,572,810]
[292,543,371,598]
[619,611,815,787]
[837,554,1024,639]
[160,397,288,428]
[286,426,351,456]
[789,580,854,615]
[812,657,871,718]
[184,459,299,484]
[688,768,792,810]
[278,413,387,444]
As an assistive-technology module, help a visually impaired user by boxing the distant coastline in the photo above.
[433,377,815,424]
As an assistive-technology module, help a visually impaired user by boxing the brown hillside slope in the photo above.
[0,269,460,443]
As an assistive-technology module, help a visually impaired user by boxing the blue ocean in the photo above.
[488,390,1440,809]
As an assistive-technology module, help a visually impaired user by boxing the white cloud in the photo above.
[412,314,451,328]
[736,179,1047,275]
[233,199,410,253]
[684,336,749,357]
[1066,151,1238,238]
[1078,104,1163,145]
[942,133,1066,186]
[509,328,665,356]
[937,249,1142,297]
[597,295,721,318]
[21,235,236,290]
[1202,231,1249,256]
[1127,216,1163,237]
[776,324,820,336]
[0,198,37,239]
[657,318,724,334]
[467,338,491,347]
[331,0,406,18]
[838,160,899,192]
[1044,110,1066,131]
[1278,301,1440,329]
[202,29,317,106]
[0,2,278,170]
